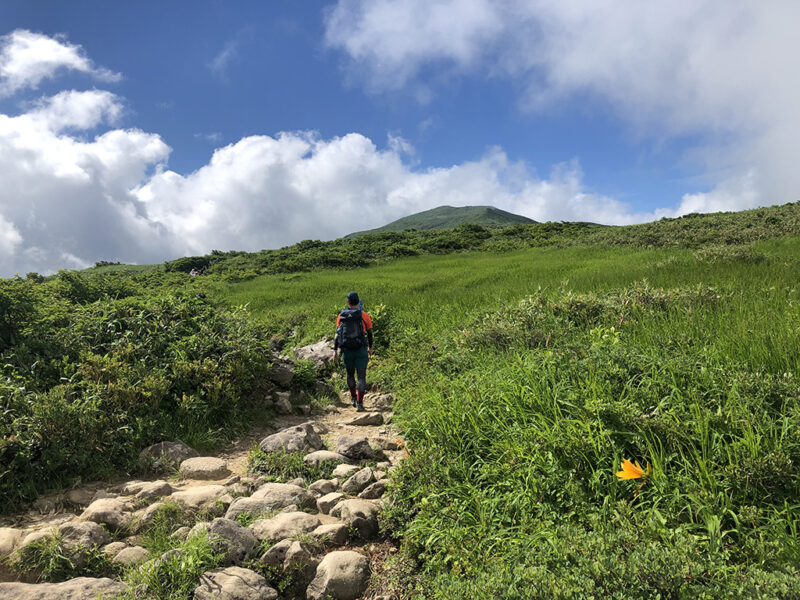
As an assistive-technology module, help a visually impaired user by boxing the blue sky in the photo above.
[0,1,796,275]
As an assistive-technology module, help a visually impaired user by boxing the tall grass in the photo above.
[214,238,800,598]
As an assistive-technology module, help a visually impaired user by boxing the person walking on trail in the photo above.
[333,291,373,412]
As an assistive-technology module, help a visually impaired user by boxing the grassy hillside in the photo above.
[4,202,800,596]
[211,236,800,598]
[346,205,537,237]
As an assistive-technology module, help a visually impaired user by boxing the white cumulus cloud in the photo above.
[0,29,120,96]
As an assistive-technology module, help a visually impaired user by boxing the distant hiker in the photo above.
[333,291,373,412]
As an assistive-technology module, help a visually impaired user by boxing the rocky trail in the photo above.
[0,365,408,600]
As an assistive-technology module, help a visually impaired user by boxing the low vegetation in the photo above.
[4,203,800,597]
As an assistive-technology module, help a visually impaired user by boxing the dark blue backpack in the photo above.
[338,307,366,350]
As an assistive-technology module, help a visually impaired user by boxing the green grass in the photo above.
[212,236,800,598]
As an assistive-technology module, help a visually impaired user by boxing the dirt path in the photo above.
[0,390,408,599]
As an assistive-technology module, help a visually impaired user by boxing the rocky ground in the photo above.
[0,343,409,600]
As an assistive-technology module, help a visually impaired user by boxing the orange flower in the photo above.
[616,459,651,480]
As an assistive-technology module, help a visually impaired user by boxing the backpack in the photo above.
[337,308,366,350]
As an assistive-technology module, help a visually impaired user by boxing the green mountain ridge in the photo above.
[346,205,537,238]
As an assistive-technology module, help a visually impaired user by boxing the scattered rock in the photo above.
[249,512,321,543]
[170,526,191,541]
[283,540,319,583]
[169,485,230,512]
[0,577,127,600]
[113,545,149,566]
[274,392,293,415]
[297,404,312,416]
[314,380,336,397]
[309,523,349,547]
[259,423,323,454]
[294,340,334,369]
[316,492,345,515]
[194,566,278,600]
[287,477,306,488]
[225,483,314,520]
[0,527,23,559]
[267,359,295,387]
[332,464,360,479]
[306,550,370,600]
[80,497,133,531]
[308,479,337,496]
[331,499,380,538]
[365,392,394,411]
[180,457,231,480]
[58,521,111,563]
[358,479,388,499]
[304,450,349,467]
[345,412,384,426]
[134,480,173,500]
[101,541,128,558]
[66,487,95,507]
[91,490,117,503]
[190,518,258,566]
[373,469,387,480]
[259,538,293,567]
[139,440,199,468]
[222,475,241,486]
[335,436,375,460]
[341,468,374,495]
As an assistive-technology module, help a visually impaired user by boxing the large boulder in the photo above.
[139,441,198,468]
[259,424,323,454]
[267,358,295,387]
[58,521,111,566]
[249,512,321,543]
[306,551,370,600]
[341,468,374,495]
[80,498,133,531]
[330,499,380,538]
[190,518,258,566]
[335,436,375,460]
[180,457,231,480]
[194,566,278,600]
[0,577,126,600]
[294,340,334,369]
[225,483,314,520]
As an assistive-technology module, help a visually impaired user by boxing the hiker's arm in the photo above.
[367,329,373,349]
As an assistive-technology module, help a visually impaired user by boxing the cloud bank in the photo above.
[325,1,800,214]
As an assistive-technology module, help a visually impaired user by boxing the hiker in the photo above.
[333,291,373,412]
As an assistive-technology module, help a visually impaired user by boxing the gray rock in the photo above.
[308,479,337,496]
[267,359,295,387]
[59,521,111,559]
[194,566,278,600]
[101,541,128,558]
[365,392,394,410]
[341,468,374,495]
[223,475,241,486]
[139,440,198,468]
[249,512,321,543]
[225,483,314,520]
[190,518,258,566]
[180,457,231,480]
[274,392,293,415]
[287,477,306,488]
[346,412,384,426]
[283,540,318,584]
[309,523,349,547]
[294,340,334,369]
[297,404,312,416]
[332,464,360,479]
[316,492,345,515]
[80,497,133,531]
[113,545,149,566]
[306,550,370,600]
[259,539,293,567]
[330,499,380,538]
[134,501,165,531]
[0,578,127,600]
[259,423,323,454]
[373,469,387,480]
[134,480,173,500]
[170,526,191,541]
[66,487,95,507]
[335,436,375,460]
[314,380,335,397]
[303,450,349,466]
[169,485,229,510]
[358,479,389,499]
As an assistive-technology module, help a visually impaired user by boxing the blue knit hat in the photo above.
[347,291,359,304]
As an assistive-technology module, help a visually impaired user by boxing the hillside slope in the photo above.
[346,205,537,237]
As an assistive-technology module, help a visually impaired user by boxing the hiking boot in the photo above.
[351,397,358,408]
[356,402,365,412]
